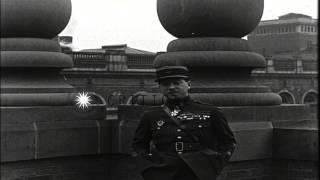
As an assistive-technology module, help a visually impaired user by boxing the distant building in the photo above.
[248,13,318,105]
[66,44,157,71]
[248,13,317,56]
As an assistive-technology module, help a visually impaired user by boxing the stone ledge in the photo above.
[1,105,106,123]
[229,122,273,161]
[36,121,99,159]
[1,123,36,162]
[273,127,318,161]
[1,120,113,162]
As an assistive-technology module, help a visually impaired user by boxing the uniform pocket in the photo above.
[186,121,209,131]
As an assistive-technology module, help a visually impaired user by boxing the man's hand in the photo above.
[131,151,138,157]
[143,152,163,164]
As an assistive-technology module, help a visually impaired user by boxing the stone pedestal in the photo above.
[154,0,281,106]
[1,0,108,179]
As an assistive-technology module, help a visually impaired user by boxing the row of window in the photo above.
[279,91,317,104]
[253,59,317,73]
[300,25,317,33]
[254,25,317,35]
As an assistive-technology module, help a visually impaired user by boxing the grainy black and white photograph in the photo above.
[0,0,318,180]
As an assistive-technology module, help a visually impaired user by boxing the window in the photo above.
[303,92,317,104]
[279,92,295,104]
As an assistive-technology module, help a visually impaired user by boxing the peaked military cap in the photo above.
[155,66,190,82]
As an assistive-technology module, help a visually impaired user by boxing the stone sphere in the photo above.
[1,0,72,38]
[157,0,264,38]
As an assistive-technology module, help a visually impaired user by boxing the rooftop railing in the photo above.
[68,51,317,74]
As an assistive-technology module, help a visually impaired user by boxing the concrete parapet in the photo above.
[1,118,112,162]
[273,120,318,161]
[114,104,318,179]
[0,103,317,179]
[230,122,273,161]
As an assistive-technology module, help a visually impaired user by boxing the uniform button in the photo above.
[198,125,203,128]
[177,136,182,139]
[177,129,182,132]
[178,152,183,154]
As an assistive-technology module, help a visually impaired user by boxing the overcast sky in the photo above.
[60,0,318,52]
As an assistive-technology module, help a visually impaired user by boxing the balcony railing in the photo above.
[69,52,127,71]
[126,54,156,69]
[67,51,156,71]
[253,58,317,74]
[68,51,316,74]
[72,52,107,69]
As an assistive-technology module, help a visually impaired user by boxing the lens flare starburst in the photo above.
[75,92,92,109]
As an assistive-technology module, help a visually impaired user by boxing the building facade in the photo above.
[247,13,317,56]
[248,13,318,105]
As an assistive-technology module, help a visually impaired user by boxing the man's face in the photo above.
[159,78,191,100]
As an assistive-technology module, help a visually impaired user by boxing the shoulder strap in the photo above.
[162,105,199,142]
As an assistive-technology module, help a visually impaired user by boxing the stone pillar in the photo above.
[1,1,108,179]
[147,1,316,179]
[297,59,303,73]
[266,58,275,73]
[1,0,76,106]
[154,0,282,106]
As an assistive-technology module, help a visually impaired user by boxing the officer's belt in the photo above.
[157,142,203,153]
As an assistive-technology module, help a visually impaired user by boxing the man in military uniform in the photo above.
[132,66,236,180]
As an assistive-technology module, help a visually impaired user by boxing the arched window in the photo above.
[303,92,318,104]
[279,92,295,104]
[108,91,125,106]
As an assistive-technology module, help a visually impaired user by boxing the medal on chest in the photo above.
[177,112,211,121]
[156,120,165,129]
[171,108,181,117]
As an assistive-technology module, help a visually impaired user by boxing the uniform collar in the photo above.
[165,96,191,111]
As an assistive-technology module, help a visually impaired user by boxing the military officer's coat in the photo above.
[132,97,236,180]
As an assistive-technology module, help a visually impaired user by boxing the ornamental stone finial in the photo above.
[154,0,281,106]
[1,0,72,38]
[157,0,264,38]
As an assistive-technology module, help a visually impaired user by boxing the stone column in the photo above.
[1,0,108,171]
[154,0,282,106]
[1,0,75,106]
